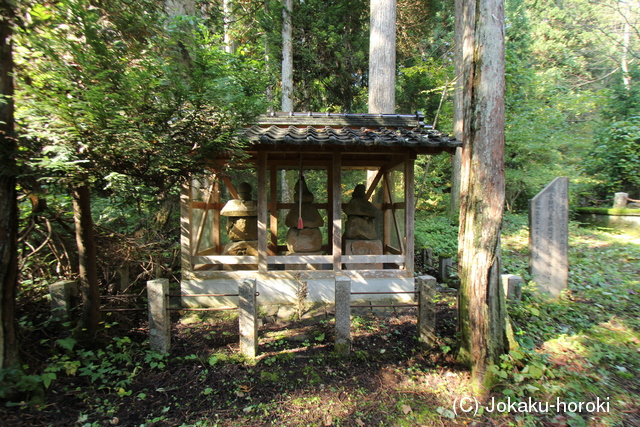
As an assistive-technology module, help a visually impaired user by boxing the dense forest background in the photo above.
[6,0,640,303]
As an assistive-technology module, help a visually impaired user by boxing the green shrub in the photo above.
[414,215,459,258]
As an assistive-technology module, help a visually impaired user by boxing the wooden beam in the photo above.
[364,155,405,200]
[365,168,384,201]
[194,179,218,255]
[221,176,239,200]
[190,201,224,210]
[384,172,404,255]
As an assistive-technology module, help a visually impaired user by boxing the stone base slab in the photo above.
[343,239,383,269]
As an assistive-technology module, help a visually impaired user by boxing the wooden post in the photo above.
[269,166,279,254]
[180,180,193,271]
[332,152,343,271]
[258,152,268,273]
[404,156,415,273]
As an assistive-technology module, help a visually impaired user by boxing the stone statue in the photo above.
[343,184,383,269]
[285,176,324,253]
[343,184,379,240]
[220,182,258,256]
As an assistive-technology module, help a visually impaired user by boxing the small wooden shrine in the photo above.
[180,112,460,307]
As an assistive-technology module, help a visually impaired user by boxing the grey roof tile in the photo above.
[240,113,461,151]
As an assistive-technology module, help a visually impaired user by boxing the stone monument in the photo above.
[220,182,259,257]
[284,176,324,254]
[343,184,383,269]
[529,177,569,297]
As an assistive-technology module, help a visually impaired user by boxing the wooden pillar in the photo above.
[382,173,391,253]
[180,180,192,271]
[332,152,342,271]
[257,152,268,273]
[269,165,279,254]
[404,155,415,273]
[327,160,335,251]
[213,180,221,254]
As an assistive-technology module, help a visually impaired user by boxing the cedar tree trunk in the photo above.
[457,0,509,395]
[281,0,293,112]
[450,0,464,219]
[368,0,396,113]
[0,0,18,368]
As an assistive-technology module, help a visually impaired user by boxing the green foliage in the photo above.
[16,0,266,193]
[585,117,640,198]
[414,214,458,258]
[602,64,640,121]
[290,0,369,112]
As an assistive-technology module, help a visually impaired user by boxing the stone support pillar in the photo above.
[239,278,258,359]
[417,275,437,348]
[49,280,78,323]
[614,192,628,209]
[334,277,351,355]
[501,274,523,302]
[147,278,170,353]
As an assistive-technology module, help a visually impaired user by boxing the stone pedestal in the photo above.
[286,228,322,253]
[344,239,383,269]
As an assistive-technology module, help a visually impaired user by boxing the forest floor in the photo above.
[2,216,639,427]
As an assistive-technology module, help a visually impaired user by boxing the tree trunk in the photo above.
[164,0,197,16]
[368,0,396,114]
[450,0,464,220]
[281,0,293,112]
[457,0,509,396]
[621,0,631,92]
[0,0,18,368]
[72,185,101,338]
[223,0,237,54]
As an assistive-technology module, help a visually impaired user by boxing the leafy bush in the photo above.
[586,117,640,198]
[414,215,459,258]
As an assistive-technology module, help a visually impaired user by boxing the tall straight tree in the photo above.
[281,0,293,111]
[223,0,237,54]
[450,0,464,219]
[368,0,396,113]
[0,0,18,368]
[457,0,509,395]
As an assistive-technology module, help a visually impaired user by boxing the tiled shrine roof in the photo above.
[240,112,461,151]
